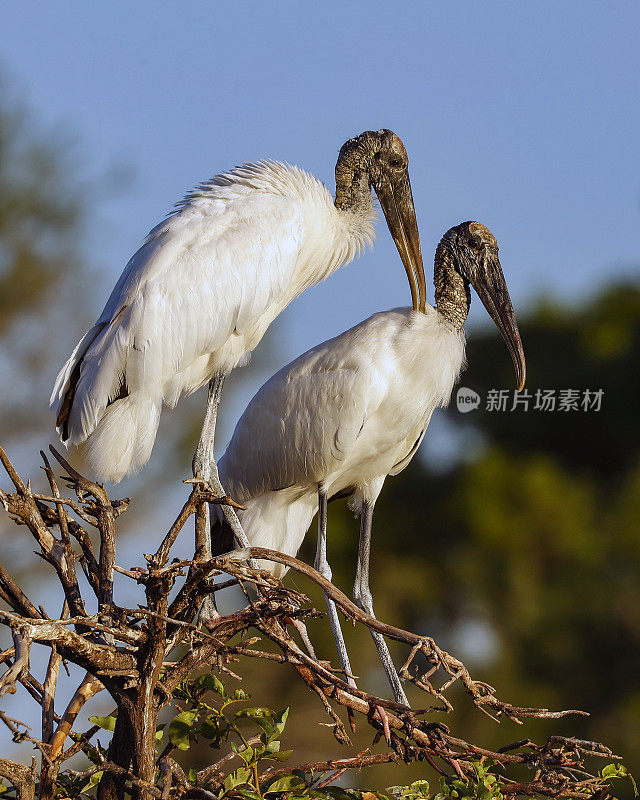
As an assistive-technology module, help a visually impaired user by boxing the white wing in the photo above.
[52,173,305,444]
[221,325,391,500]
[388,421,430,475]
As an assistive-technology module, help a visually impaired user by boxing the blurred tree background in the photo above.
[0,74,87,449]
[284,281,640,783]
[0,73,99,583]
[0,68,638,786]
[209,281,640,787]
[0,70,271,559]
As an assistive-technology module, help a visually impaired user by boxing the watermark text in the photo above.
[456,388,604,413]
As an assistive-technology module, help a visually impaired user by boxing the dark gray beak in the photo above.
[374,173,426,313]
[471,254,526,391]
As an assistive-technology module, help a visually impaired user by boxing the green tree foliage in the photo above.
[62,671,636,799]
[315,283,640,773]
[185,282,638,790]
[0,74,89,444]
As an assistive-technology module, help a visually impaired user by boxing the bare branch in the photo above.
[0,758,36,800]
[0,447,622,800]
[197,735,262,786]
[0,627,32,697]
[49,671,104,760]
[48,445,118,621]
[257,750,399,788]
[0,610,137,676]
[42,645,62,744]
[226,548,584,722]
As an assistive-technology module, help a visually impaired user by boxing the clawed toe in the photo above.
[194,596,220,629]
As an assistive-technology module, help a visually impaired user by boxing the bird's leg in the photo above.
[192,375,225,486]
[315,486,357,688]
[192,375,251,549]
[191,383,220,626]
[192,375,252,625]
[286,617,317,660]
[353,500,409,707]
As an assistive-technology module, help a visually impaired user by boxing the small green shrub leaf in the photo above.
[89,715,117,732]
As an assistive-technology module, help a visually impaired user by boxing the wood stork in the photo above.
[212,222,525,705]
[50,129,424,560]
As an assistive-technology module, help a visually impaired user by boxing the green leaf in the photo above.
[252,706,290,745]
[237,746,256,765]
[600,764,638,796]
[224,767,252,791]
[266,740,281,752]
[168,710,199,751]
[237,791,263,800]
[310,789,356,800]
[199,673,227,697]
[265,774,307,794]
[263,749,293,762]
[602,764,627,779]
[80,770,104,792]
[188,768,197,786]
[89,715,117,732]
[200,713,230,742]
[236,706,273,719]
[273,707,289,735]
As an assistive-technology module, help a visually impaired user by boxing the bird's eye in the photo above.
[468,237,480,248]
[389,157,403,169]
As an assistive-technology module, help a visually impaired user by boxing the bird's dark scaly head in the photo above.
[440,221,526,390]
[335,129,426,312]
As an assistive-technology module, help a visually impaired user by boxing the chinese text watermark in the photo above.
[456,388,604,413]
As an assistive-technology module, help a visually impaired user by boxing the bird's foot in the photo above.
[375,704,392,745]
[183,477,246,509]
[194,595,221,630]
[286,616,318,659]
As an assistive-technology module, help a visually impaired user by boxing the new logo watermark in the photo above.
[455,387,604,413]
[456,387,481,413]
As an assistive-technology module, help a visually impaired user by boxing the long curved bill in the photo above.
[374,175,426,313]
[471,254,526,391]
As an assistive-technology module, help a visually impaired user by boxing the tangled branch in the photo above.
[0,444,627,800]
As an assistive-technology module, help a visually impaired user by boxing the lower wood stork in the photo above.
[212,222,525,704]
[50,129,424,561]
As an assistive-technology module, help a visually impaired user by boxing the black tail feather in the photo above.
[210,504,235,557]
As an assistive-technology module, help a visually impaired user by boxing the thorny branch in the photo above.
[0,444,626,800]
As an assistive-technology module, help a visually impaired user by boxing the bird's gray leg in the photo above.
[192,375,252,550]
[192,378,224,624]
[192,376,252,625]
[192,376,224,484]
[354,500,409,706]
[315,486,357,688]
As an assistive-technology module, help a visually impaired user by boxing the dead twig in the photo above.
[0,444,623,800]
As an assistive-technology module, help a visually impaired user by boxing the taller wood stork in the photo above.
[213,222,525,705]
[50,129,424,551]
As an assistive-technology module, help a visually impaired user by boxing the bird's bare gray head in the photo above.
[436,221,526,390]
[335,129,426,313]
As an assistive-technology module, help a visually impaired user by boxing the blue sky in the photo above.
[4,1,639,362]
[1,1,639,481]
[2,0,639,489]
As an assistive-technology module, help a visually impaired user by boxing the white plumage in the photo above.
[51,129,425,486]
[216,305,464,706]
[219,305,465,575]
[213,221,526,704]
[51,162,375,482]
